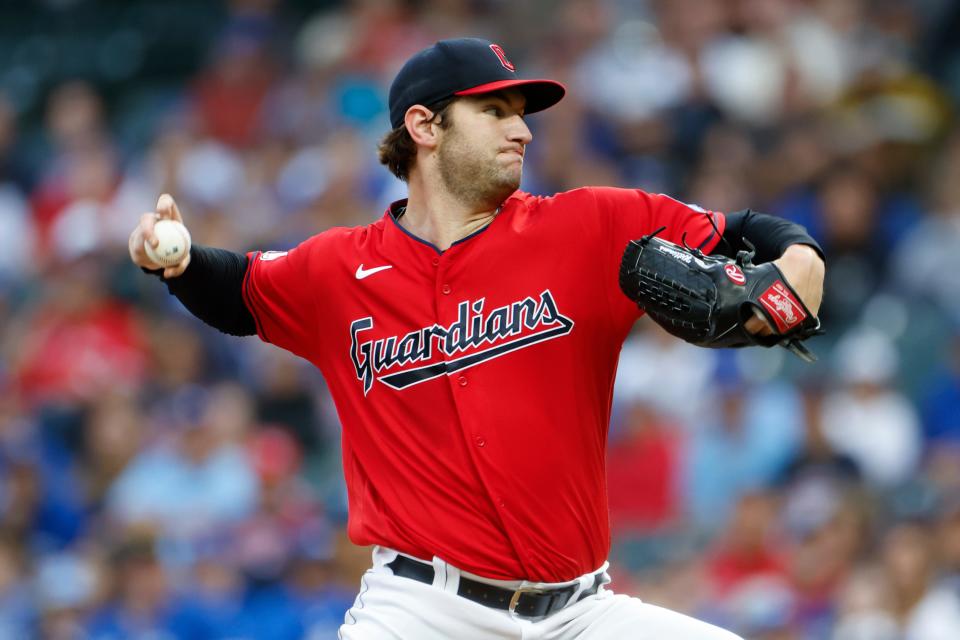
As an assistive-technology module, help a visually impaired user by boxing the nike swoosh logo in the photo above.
[355,264,393,280]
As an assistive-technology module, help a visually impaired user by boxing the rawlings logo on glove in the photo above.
[618,227,823,362]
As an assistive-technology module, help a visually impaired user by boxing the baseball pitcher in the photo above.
[130,38,825,639]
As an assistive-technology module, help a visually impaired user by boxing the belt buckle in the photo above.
[508,585,548,616]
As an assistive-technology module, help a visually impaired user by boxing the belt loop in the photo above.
[444,560,460,594]
[372,545,397,571]
[430,556,448,590]
[569,574,588,602]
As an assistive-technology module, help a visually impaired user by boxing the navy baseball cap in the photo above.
[388,38,566,129]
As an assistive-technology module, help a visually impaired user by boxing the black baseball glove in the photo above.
[618,227,823,362]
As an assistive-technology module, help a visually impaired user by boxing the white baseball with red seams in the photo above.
[144,219,191,267]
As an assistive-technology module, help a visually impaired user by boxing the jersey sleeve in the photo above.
[590,187,725,253]
[242,236,325,361]
[587,187,727,324]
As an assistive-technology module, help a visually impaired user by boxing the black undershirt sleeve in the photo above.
[144,244,256,337]
[711,209,824,263]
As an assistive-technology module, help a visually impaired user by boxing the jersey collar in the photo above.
[383,193,522,255]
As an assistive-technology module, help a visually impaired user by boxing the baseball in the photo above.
[144,219,191,267]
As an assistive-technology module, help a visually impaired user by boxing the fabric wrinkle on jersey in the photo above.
[241,187,725,583]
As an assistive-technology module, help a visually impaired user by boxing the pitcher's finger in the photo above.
[745,311,773,336]
[139,211,160,248]
[163,253,190,279]
[156,193,182,222]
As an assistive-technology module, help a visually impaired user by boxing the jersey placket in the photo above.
[433,247,512,519]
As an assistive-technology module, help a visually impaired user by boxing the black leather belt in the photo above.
[386,554,602,618]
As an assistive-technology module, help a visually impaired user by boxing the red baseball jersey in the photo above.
[242,187,724,582]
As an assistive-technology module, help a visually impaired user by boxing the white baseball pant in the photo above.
[338,547,743,639]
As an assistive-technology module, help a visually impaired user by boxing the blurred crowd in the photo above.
[0,0,958,638]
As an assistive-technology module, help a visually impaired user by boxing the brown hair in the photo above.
[378,98,456,182]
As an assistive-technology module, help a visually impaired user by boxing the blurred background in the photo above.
[0,0,958,638]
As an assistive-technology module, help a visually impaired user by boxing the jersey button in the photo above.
[475,436,485,447]
[457,375,467,387]
[432,258,440,267]
[442,284,451,294]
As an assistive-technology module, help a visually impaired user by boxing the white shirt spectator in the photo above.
[0,184,36,282]
[614,325,717,428]
[820,327,921,488]
[906,579,960,640]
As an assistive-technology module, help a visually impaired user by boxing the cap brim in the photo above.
[455,79,566,115]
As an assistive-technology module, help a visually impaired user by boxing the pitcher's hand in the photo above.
[128,194,191,279]
[745,244,824,336]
